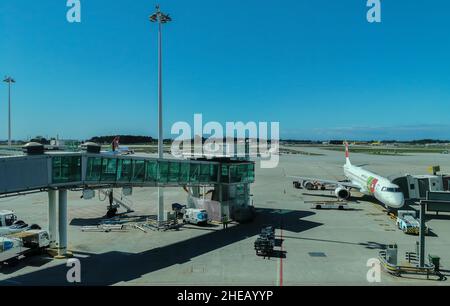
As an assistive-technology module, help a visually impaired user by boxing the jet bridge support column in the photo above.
[157,187,165,224]
[57,189,68,257]
[48,189,57,248]
[419,201,426,267]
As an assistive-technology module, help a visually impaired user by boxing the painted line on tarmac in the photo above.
[279,226,284,287]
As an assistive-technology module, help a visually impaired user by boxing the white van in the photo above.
[183,209,208,225]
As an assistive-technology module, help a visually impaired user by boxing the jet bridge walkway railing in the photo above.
[0,152,255,196]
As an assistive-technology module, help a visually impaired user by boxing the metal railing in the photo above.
[378,250,437,278]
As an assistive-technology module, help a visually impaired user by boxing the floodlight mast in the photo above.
[150,5,171,159]
[3,76,16,148]
[150,5,172,224]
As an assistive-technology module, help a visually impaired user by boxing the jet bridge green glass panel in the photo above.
[86,157,102,181]
[101,158,118,182]
[157,161,218,184]
[158,161,169,183]
[221,163,255,184]
[188,163,218,184]
[146,160,158,183]
[2,154,256,196]
[132,160,146,182]
[179,163,190,182]
[117,159,132,182]
[50,155,253,187]
[168,162,181,183]
[82,156,221,185]
[202,163,218,183]
[52,156,82,184]
[189,164,200,183]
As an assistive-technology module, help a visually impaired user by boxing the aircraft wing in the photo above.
[287,175,361,190]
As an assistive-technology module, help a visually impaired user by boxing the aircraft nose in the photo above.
[388,193,405,208]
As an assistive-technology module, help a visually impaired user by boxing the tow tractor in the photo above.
[254,225,276,257]
[396,210,428,235]
[0,230,50,266]
[0,210,41,236]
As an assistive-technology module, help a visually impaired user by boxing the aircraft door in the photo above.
[418,178,429,199]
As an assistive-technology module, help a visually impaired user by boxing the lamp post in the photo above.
[150,5,171,159]
[3,76,15,148]
[150,5,171,223]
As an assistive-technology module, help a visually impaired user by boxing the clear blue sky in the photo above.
[1,0,450,141]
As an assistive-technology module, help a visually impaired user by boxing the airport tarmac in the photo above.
[1,146,450,286]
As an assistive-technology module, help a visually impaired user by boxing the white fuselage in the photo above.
[343,163,405,209]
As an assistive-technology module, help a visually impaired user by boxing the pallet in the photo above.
[307,201,349,210]
[81,224,126,232]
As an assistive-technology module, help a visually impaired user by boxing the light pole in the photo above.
[150,5,171,224]
[150,5,171,159]
[3,76,15,148]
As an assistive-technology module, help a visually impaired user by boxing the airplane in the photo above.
[288,142,405,209]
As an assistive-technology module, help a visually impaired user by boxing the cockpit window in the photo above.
[382,187,402,193]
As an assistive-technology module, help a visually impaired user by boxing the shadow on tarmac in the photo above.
[0,256,54,275]
[70,215,156,227]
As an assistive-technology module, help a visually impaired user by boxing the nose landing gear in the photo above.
[106,207,118,219]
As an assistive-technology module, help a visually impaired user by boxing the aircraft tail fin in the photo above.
[345,141,351,165]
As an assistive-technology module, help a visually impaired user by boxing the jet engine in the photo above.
[303,181,315,190]
[334,187,350,200]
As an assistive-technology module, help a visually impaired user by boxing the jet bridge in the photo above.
[0,150,255,257]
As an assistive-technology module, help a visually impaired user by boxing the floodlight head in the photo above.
[161,14,172,23]
[3,76,15,83]
[149,14,158,22]
[149,5,172,24]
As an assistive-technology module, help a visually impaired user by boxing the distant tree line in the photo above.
[281,140,323,144]
[281,139,450,144]
[16,136,450,146]
[387,139,450,145]
[89,135,155,145]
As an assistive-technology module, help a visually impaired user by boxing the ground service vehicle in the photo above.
[0,210,17,228]
[254,226,276,257]
[396,210,428,235]
[0,210,41,236]
[182,209,208,225]
[0,230,50,266]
